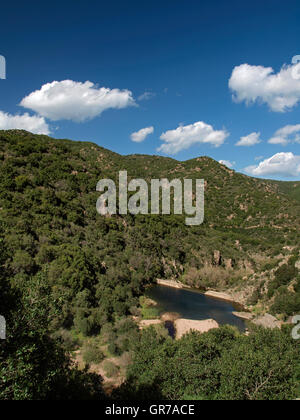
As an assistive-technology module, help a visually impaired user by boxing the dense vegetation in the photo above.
[0,130,299,400]
[0,234,105,400]
[115,325,299,400]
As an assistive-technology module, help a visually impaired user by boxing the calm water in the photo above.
[146,285,245,331]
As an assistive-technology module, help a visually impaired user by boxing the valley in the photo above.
[0,130,299,400]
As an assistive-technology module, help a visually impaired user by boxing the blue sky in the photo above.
[0,0,300,180]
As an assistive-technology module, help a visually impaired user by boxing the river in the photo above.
[146,284,245,332]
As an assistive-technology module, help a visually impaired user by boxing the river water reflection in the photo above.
[146,285,245,332]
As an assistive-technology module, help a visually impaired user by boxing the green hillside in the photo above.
[0,129,299,316]
[270,180,300,203]
[0,130,299,400]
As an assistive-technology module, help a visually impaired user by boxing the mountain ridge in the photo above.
[2,129,300,199]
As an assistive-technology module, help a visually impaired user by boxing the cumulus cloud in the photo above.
[219,160,235,168]
[268,124,300,146]
[20,80,136,122]
[245,152,300,178]
[130,126,154,143]
[0,111,50,134]
[229,62,300,112]
[236,132,261,147]
[158,121,229,154]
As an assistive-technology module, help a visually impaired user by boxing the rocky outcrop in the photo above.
[174,318,219,339]
[161,312,180,321]
[213,250,222,266]
[212,252,233,269]
[225,258,234,269]
[252,313,282,329]
[204,290,233,302]
[156,279,191,289]
[232,311,254,321]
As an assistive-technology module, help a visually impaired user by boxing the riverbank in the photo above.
[156,279,191,289]
[156,279,244,308]
[141,283,284,344]
[147,283,246,331]
[204,290,236,303]
[232,311,254,321]
[139,313,220,340]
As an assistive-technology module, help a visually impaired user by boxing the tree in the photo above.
[116,326,299,401]
[0,267,105,400]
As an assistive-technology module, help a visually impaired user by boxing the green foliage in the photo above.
[268,258,298,298]
[82,341,105,365]
[0,130,299,328]
[271,290,300,317]
[140,296,160,320]
[266,256,300,317]
[52,329,80,351]
[0,269,105,400]
[115,325,299,400]
[103,361,119,378]
[0,130,299,400]
[247,282,264,306]
[270,180,300,203]
[103,318,139,357]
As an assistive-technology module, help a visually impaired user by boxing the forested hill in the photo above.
[0,129,299,400]
[0,129,299,321]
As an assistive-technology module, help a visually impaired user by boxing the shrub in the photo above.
[82,342,105,365]
[103,361,119,378]
[52,329,79,351]
[271,291,300,317]
[107,341,122,356]
[247,287,262,306]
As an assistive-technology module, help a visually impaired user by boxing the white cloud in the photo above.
[219,160,235,168]
[268,124,300,146]
[138,91,156,101]
[245,152,300,178]
[236,132,261,147]
[20,80,136,122]
[229,62,300,112]
[158,121,229,154]
[0,111,50,134]
[131,126,154,143]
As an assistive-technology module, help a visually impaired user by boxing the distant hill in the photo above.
[0,129,299,327]
[269,180,300,203]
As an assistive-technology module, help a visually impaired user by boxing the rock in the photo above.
[295,260,300,270]
[225,258,233,269]
[161,312,180,322]
[146,298,157,306]
[156,279,184,289]
[156,279,192,289]
[232,311,253,321]
[213,250,222,265]
[204,290,233,302]
[243,260,253,270]
[174,318,219,339]
[252,313,282,329]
